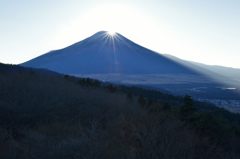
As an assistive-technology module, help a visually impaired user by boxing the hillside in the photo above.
[1,63,240,159]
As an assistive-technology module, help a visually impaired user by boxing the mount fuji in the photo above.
[22,31,240,111]
[23,31,198,75]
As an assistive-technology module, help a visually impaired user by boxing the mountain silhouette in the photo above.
[22,31,198,75]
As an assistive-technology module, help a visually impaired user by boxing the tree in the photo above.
[126,92,133,101]
[180,95,195,115]
[162,102,171,111]
[147,98,153,106]
[138,95,146,107]
[64,75,70,79]
[107,84,117,93]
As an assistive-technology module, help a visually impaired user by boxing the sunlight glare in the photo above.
[53,4,165,58]
[107,31,116,36]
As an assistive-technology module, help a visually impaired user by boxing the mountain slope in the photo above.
[1,63,240,159]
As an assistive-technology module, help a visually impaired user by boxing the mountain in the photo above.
[22,31,240,111]
[22,31,199,75]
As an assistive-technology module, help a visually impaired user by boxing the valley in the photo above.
[76,73,240,112]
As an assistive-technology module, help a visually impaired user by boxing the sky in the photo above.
[0,0,240,68]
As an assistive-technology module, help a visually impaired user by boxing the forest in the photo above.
[0,63,240,159]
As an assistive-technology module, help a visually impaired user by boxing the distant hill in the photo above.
[164,54,240,87]
[1,63,240,159]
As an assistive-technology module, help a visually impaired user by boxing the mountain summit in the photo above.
[22,31,196,75]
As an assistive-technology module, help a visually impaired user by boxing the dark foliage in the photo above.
[138,95,146,107]
[0,63,240,159]
[180,95,195,117]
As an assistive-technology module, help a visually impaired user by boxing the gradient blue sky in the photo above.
[1,0,240,68]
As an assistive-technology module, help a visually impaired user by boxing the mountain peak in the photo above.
[22,31,197,75]
[88,31,128,41]
[90,30,119,37]
[77,30,119,42]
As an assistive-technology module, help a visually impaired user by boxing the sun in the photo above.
[107,31,116,36]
